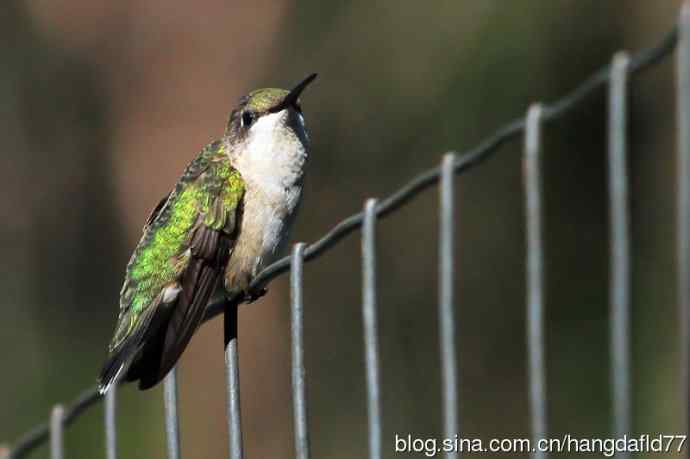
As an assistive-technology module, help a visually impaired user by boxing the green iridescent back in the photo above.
[110,141,244,351]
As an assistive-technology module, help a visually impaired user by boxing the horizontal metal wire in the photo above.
[4,23,679,459]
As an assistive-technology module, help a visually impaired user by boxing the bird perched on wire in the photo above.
[98,74,317,394]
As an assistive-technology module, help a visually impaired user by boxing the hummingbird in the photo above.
[98,74,317,394]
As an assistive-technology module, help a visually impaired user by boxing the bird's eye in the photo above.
[241,111,255,128]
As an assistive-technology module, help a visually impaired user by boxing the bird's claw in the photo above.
[245,287,268,304]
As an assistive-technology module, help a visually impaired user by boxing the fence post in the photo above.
[439,153,460,459]
[49,405,64,459]
[524,104,548,459]
[362,199,382,459]
[608,52,632,457]
[678,2,690,447]
[104,386,117,459]
[291,243,311,459]
[163,368,181,459]
[224,302,244,459]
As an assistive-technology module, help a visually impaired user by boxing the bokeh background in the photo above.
[0,1,686,457]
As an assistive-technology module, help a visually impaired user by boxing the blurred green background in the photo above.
[0,1,685,457]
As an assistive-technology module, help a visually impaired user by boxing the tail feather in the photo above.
[137,262,221,389]
[98,225,233,392]
[98,306,158,394]
[98,340,140,395]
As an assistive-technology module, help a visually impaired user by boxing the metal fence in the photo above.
[3,5,689,459]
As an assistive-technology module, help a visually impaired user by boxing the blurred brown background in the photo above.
[0,1,686,457]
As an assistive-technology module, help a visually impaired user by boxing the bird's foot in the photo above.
[244,287,268,304]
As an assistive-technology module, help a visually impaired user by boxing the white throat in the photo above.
[233,110,307,195]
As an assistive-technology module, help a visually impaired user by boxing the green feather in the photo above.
[245,88,289,112]
[110,141,244,350]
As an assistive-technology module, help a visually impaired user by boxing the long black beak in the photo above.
[270,73,317,113]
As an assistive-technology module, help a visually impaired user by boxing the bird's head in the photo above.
[224,74,317,164]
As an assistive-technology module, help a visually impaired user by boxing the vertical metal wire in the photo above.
[49,405,64,459]
[225,305,244,459]
[104,386,117,459]
[362,199,382,459]
[678,2,690,444]
[608,52,632,455]
[524,104,548,459]
[164,368,181,459]
[291,243,311,459]
[439,153,459,459]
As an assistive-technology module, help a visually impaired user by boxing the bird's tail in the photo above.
[98,307,158,395]
[98,339,140,395]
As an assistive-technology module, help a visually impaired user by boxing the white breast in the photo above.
[231,110,308,275]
